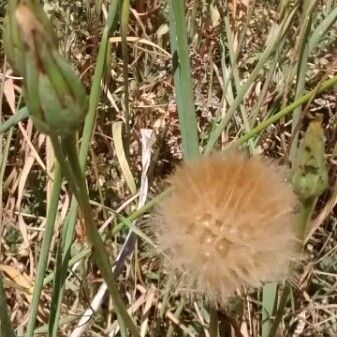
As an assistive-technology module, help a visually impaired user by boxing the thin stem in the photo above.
[267,197,315,337]
[120,0,131,155]
[228,75,337,150]
[56,137,140,337]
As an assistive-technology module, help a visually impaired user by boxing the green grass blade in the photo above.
[25,164,62,337]
[0,107,29,134]
[80,2,120,165]
[309,6,337,54]
[261,283,277,337]
[289,1,315,161]
[168,0,199,160]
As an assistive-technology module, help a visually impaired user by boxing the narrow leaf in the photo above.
[168,0,199,160]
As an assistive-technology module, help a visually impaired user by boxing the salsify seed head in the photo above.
[154,151,299,304]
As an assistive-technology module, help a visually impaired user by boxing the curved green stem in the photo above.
[267,197,315,337]
[53,135,140,337]
[213,75,337,152]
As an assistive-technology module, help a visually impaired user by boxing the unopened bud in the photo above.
[291,119,328,200]
[3,0,87,137]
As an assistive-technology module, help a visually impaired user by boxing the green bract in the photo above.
[3,0,88,137]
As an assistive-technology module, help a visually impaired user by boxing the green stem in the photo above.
[211,75,337,152]
[267,197,315,337]
[55,137,140,337]
[298,198,315,242]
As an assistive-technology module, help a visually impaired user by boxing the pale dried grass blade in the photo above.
[112,121,137,194]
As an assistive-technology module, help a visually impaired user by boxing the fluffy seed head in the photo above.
[154,151,299,303]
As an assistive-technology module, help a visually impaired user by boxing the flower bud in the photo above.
[3,0,87,137]
[291,120,328,200]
